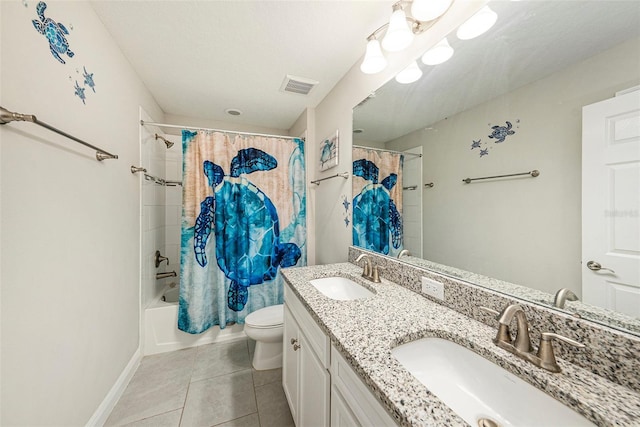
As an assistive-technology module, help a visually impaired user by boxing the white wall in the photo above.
[0,1,163,424]
[163,113,289,137]
[385,37,640,296]
[312,2,487,264]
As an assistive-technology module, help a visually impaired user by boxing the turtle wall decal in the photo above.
[193,147,302,311]
[32,1,75,64]
[352,159,402,255]
[488,121,515,143]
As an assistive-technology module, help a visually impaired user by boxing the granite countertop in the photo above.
[281,263,640,427]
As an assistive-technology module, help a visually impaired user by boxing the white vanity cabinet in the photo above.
[283,284,331,426]
[283,282,398,427]
[330,346,397,426]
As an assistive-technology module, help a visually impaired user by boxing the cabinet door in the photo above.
[282,305,300,423]
[299,331,330,427]
[331,385,361,427]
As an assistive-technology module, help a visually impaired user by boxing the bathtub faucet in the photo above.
[156,271,177,280]
[155,250,169,267]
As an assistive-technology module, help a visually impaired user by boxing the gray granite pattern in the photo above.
[281,262,640,427]
[393,253,640,335]
[348,247,640,393]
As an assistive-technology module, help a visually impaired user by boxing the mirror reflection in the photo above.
[352,1,640,335]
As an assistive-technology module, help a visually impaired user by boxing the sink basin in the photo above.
[392,337,595,426]
[309,277,374,300]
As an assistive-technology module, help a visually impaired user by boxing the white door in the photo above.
[402,147,423,257]
[582,89,640,318]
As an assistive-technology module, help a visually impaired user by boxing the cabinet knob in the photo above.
[290,338,298,345]
[293,343,301,351]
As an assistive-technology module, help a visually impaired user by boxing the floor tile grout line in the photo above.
[210,411,260,427]
[178,351,198,427]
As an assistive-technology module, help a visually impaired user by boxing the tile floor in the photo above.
[105,339,294,427]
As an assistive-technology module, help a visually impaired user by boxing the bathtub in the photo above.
[144,285,246,355]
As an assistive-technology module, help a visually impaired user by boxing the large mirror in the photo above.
[353,0,640,335]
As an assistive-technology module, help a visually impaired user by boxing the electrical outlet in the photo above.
[421,277,444,301]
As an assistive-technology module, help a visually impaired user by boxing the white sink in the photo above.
[392,337,595,426]
[309,277,374,300]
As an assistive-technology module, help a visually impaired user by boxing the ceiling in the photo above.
[354,0,640,144]
[90,0,394,131]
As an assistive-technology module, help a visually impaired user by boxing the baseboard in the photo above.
[86,347,142,427]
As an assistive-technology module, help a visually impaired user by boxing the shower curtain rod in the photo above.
[140,120,302,141]
[353,145,422,158]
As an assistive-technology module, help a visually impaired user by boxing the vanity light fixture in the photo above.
[421,37,454,65]
[395,60,423,84]
[456,5,498,40]
[411,0,453,22]
[382,3,414,52]
[360,36,388,74]
[360,0,452,75]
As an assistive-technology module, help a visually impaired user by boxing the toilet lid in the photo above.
[245,304,283,328]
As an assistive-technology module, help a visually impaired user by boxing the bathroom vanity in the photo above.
[282,278,395,426]
[281,260,640,426]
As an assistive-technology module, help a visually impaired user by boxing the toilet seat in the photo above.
[245,304,283,329]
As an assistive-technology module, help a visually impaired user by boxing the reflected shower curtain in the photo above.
[179,130,306,334]
[352,147,403,257]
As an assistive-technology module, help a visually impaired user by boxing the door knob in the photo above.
[587,261,615,273]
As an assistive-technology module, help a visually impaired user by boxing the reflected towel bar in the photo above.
[0,106,118,161]
[311,172,349,185]
[463,170,539,184]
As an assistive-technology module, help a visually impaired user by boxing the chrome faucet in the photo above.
[355,254,371,278]
[355,254,382,283]
[496,304,532,353]
[553,288,579,309]
[398,249,410,258]
[480,304,585,373]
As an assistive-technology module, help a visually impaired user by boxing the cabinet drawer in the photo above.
[284,282,330,369]
[331,345,397,426]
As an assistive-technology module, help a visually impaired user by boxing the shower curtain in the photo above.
[179,130,306,334]
[352,147,404,257]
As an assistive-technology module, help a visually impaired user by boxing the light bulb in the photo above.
[456,6,498,40]
[421,38,454,65]
[382,8,414,52]
[360,38,388,74]
[395,61,423,84]
[411,0,452,22]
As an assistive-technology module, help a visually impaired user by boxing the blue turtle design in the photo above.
[83,66,96,92]
[488,121,515,143]
[352,159,402,255]
[320,138,335,167]
[32,1,75,64]
[74,80,85,104]
[193,148,302,311]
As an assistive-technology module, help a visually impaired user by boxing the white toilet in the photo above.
[244,304,284,370]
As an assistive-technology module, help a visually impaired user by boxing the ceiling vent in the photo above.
[280,75,318,95]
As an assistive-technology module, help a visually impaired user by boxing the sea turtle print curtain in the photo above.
[352,147,404,257]
[179,130,306,334]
